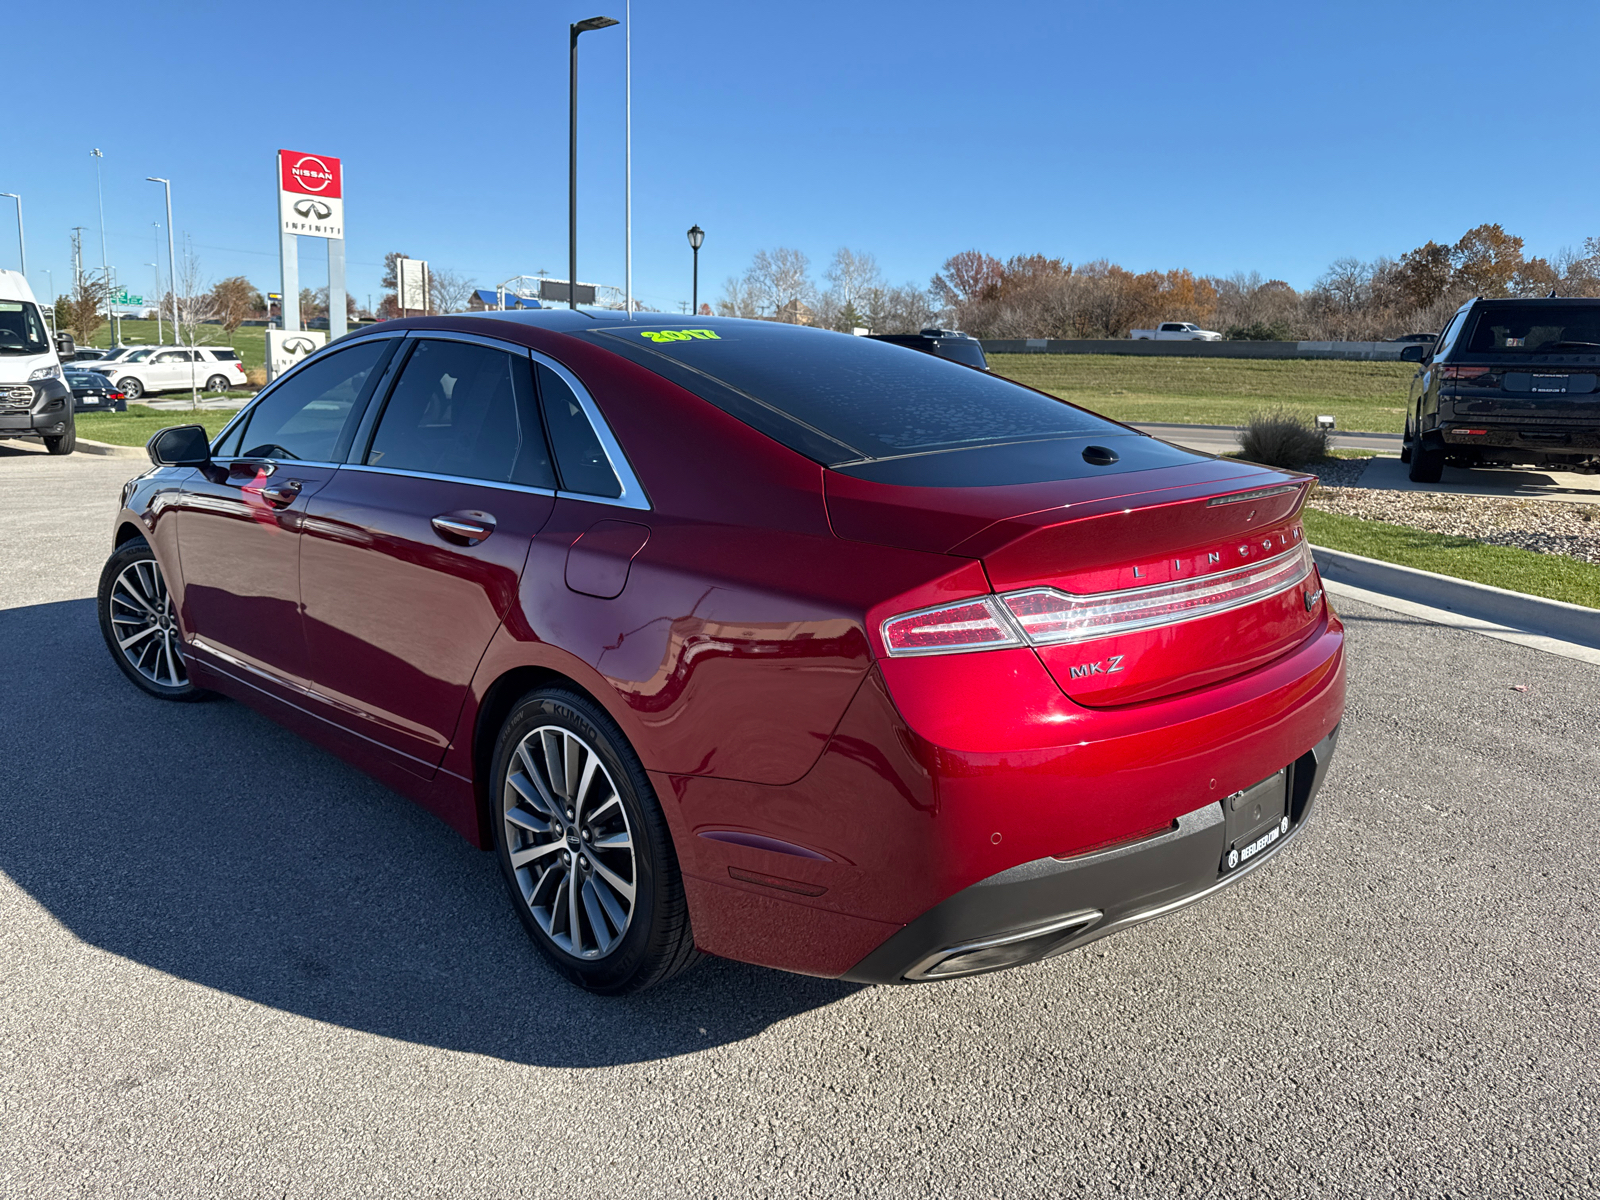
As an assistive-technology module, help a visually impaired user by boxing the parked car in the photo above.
[99,311,1345,994]
[0,267,74,454]
[866,328,988,370]
[1388,332,1437,344]
[1131,322,1223,341]
[64,367,127,412]
[1401,297,1600,481]
[98,345,248,400]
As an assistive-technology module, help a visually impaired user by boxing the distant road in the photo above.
[1134,421,1402,456]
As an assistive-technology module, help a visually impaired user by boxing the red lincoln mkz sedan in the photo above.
[99,311,1344,994]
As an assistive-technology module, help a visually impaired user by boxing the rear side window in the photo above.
[535,363,621,497]
[588,322,1115,466]
[1462,305,1600,354]
[209,349,241,362]
[366,339,555,488]
[227,339,389,461]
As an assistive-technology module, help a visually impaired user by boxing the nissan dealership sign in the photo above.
[277,149,344,240]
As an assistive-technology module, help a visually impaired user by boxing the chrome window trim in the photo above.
[210,456,345,471]
[529,349,650,512]
[340,463,557,499]
[209,329,407,457]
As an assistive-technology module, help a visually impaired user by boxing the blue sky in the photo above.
[5,1,1599,313]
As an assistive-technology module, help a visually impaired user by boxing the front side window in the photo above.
[366,339,554,488]
[228,339,390,461]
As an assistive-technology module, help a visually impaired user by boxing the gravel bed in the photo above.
[1302,458,1600,565]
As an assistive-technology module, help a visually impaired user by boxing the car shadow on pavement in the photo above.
[0,599,862,1066]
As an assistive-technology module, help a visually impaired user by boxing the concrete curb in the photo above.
[1311,545,1600,650]
[75,438,147,459]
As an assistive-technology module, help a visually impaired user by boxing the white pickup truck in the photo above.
[1131,322,1223,341]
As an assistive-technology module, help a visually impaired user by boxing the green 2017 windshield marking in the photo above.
[639,329,720,343]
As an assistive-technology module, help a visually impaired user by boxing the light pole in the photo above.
[0,193,23,279]
[570,15,618,310]
[150,223,164,342]
[687,225,704,316]
[625,0,631,317]
[91,150,113,343]
[147,178,177,347]
[147,264,163,343]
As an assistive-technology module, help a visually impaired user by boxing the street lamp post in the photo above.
[147,178,177,348]
[91,150,113,344]
[687,225,705,316]
[569,15,618,310]
[0,193,24,279]
[150,223,164,343]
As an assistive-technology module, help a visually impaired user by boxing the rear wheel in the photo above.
[119,376,144,401]
[1400,418,1413,464]
[1408,437,1445,483]
[205,374,229,393]
[97,538,209,702]
[44,423,75,455]
[491,687,699,995]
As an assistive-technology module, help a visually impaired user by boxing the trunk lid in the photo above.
[828,450,1321,706]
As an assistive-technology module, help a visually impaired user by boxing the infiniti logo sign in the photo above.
[282,337,317,356]
[293,198,333,220]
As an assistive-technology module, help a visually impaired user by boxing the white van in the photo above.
[0,268,74,454]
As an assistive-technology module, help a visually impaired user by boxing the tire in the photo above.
[1400,418,1413,464]
[491,687,699,995]
[205,375,229,393]
[97,538,209,702]
[1408,437,1445,483]
[44,423,76,455]
[119,376,144,401]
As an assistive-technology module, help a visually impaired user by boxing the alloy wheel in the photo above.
[502,726,637,959]
[108,559,187,687]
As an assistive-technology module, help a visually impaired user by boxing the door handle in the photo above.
[431,513,495,545]
[259,479,303,507]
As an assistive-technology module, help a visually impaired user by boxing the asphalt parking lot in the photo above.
[2,445,1597,1198]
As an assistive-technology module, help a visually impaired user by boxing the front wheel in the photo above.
[97,538,209,701]
[44,423,76,455]
[119,376,145,401]
[204,375,230,393]
[491,687,699,995]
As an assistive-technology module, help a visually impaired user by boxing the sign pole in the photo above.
[280,228,300,333]
[328,236,347,338]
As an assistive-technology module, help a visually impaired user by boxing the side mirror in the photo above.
[1398,344,1427,363]
[147,424,213,467]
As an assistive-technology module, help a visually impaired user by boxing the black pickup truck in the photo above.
[1401,297,1600,482]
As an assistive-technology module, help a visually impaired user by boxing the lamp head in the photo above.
[687,225,705,251]
[573,15,619,33]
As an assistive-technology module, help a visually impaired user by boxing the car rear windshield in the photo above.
[587,322,1116,467]
[1462,305,1600,354]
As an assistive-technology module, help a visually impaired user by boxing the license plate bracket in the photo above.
[1221,768,1288,872]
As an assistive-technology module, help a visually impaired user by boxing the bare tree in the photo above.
[61,271,109,345]
[173,245,219,405]
[428,267,476,315]
[210,276,258,336]
[744,247,815,315]
[715,274,762,318]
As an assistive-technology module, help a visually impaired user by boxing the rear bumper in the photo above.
[842,725,1339,982]
[1441,423,1600,455]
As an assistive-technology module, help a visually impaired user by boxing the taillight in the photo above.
[880,543,1316,658]
[1440,366,1491,380]
[881,598,1022,657]
[1000,544,1314,646]
[109,392,125,400]
[1457,428,1487,436]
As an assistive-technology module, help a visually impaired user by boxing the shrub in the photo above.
[1238,408,1329,468]
[245,367,268,387]
[1226,321,1297,341]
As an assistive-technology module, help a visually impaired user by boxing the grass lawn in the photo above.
[88,319,268,372]
[992,354,1414,433]
[1303,508,1600,609]
[76,404,237,447]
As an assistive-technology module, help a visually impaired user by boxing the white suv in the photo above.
[102,346,248,400]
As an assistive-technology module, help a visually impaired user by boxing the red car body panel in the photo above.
[111,311,1347,984]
